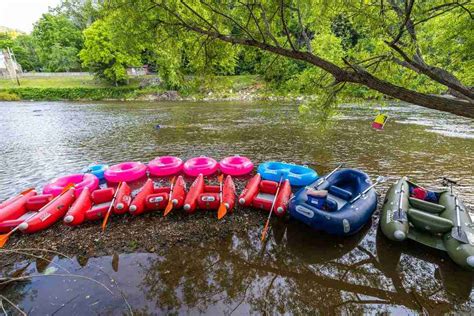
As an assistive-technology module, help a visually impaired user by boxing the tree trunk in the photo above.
[345,70,474,118]
[216,32,474,118]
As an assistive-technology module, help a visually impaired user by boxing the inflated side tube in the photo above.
[184,174,205,213]
[64,187,92,226]
[129,179,154,215]
[171,176,186,209]
[238,173,261,206]
[439,192,474,270]
[222,175,236,212]
[380,178,410,241]
[273,179,291,217]
[19,188,76,234]
[26,194,53,211]
[0,190,37,223]
[113,182,131,214]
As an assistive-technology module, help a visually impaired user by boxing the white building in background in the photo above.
[0,48,22,79]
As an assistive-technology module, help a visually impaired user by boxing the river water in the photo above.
[0,100,473,314]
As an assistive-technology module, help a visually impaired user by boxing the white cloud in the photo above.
[0,0,62,33]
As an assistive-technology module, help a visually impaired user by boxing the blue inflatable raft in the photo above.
[257,161,318,186]
[289,168,377,235]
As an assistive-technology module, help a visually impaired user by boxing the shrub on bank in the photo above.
[1,87,136,101]
[0,91,21,101]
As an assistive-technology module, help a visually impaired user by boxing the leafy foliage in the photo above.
[32,13,83,71]
[79,17,141,84]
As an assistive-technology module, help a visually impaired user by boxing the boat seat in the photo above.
[407,208,453,234]
[328,185,353,200]
[325,198,338,212]
[408,197,445,213]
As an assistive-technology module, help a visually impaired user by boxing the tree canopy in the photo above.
[1,0,472,117]
[95,0,473,117]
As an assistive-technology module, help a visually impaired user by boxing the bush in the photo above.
[1,87,135,101]
[0,91,20,101]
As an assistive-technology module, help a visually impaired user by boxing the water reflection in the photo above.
[1,223,472,314]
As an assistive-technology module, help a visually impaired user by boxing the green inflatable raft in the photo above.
[380,177,474,270]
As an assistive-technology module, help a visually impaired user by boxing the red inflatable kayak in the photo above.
[184,174,236,214]
[238,174,291,217]
[18,188,76,234]
[145,176,186,212]
[64,183,131,225]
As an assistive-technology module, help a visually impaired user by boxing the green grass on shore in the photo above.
[0,74,144,89]
[0,74,269,101]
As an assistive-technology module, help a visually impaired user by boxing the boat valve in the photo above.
[183,204,191,211]
[64,215,74,223]
[467,256,474,268]
[393,230,406,241]
[172,199,178,205]
[18,222,28,231]
[116,203,124,210]
[129,205,137,212]
[239,198,245,205]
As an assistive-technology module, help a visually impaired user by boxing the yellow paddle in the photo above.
[217,174,227,220]
[0,184,74,248]
[163,176,177,216]
[101,182,122,232]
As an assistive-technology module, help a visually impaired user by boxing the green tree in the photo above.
[79,18,141,84]
[0,33,41,71]
[32,13,83,71]
[53,0,102,30]
[103,0,473,117]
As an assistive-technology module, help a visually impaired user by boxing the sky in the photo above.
[0,0,61,33]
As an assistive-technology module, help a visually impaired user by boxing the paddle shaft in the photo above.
[102,182,122,231]
[314,163,344,187]
[350,180,382,204]
[261,176,284,241]
[168,178,176,204]
[219,175,223,207]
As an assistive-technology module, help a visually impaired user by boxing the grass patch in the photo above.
[0,74,271,101]
[1,87,136,101]
[0,74,145,89]
[0,91,20,101]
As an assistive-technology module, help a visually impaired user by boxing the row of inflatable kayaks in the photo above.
[1,156,472,270]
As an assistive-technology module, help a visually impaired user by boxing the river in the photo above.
[0,100,473,314]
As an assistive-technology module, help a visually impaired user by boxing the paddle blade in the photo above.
[218,174,223,183]
[20,187,35,195]
[217,203,227,220]
[0,231,13,248]
[163,177,177,217]
[163,200,174,216]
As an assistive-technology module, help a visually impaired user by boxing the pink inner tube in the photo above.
[183,156,218,177]
[104,161,147,183]
[148,156,183,177]
[219,155,254,176]
[43,173,99,197]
